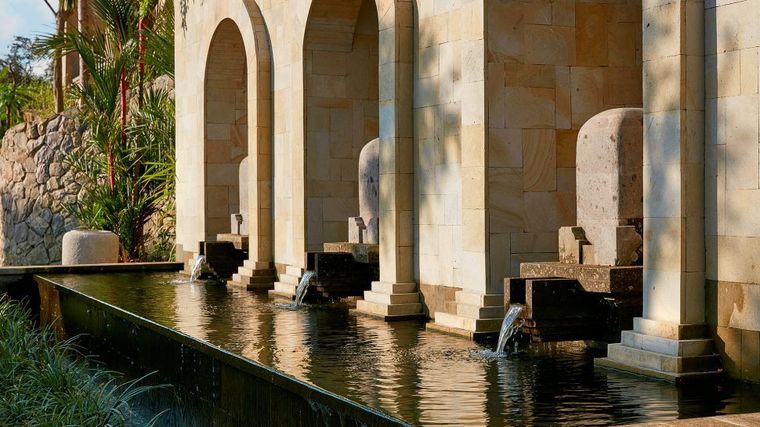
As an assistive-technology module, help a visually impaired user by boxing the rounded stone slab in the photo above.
[359,138,379,222]
[576,108,643,266]
[62,230,119,265]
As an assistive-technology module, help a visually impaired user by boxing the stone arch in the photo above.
[299,0,414,289]
[303,0,380,251]
[199,2,274,268]
[204,19,248,240]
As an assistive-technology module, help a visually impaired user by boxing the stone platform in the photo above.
[322,242,378,264]
[595,317,723,384]
[520,262,642,294]
[216,233,249,251]
[508,262,643,343]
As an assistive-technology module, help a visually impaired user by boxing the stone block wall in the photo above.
[205,19,248,240]
[0,113,83,266]
[486,0,643,291]
[704,0,760,382]
[305,0,379,251]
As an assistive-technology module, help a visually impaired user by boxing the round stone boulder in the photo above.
[62,229,120,265]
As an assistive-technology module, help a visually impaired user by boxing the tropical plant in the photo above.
[0,36,53,134]
[37,0,175,261]
[0,297,167,425]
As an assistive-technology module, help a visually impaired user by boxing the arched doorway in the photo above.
[303,0,379,251]
[204,19,248,240]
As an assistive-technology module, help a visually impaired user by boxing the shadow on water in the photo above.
[49,272,760,426]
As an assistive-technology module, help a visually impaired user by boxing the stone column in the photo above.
[355,0,423,319]
[431,2,505,337]
[597,0,721,382]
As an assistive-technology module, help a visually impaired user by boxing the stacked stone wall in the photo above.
[0,112,83,266]
[703,0,760,382]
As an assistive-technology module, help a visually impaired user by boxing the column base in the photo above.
[595,317,723,385]
[227,260,276,291]
[428,291,504,340]
[268,265,304,299]
[354,281,424,321]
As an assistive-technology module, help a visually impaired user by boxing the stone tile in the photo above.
[489,128,522,168]
[741,330,760,382]
[556,130,578,168]
[576,3,608,66]
[570,67,605,127]
[716,326,742,379]
[522,129,557,191]
[525,24,575,66]
[741,48,759,95]
[489,167,523,233]
[504,87,556,129]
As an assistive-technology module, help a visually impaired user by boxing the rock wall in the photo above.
[0,111,84,266]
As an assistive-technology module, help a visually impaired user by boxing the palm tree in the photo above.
[37,0,175,261]
[42,0,77,113]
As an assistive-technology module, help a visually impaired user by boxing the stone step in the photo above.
[606,343,721,374]
[456,303,505,319]
[227,278,274,291]
[355,299,422,318]
[232,273,276,285]
[273,282,297,294]
[455,291,503,307]
[633,317,706,340]
[363,291,419,305]
[278,274,300,285]
[236,266,277,277]
[433,311,503,333]
[621,331,714,357]
[370,281,417,294]
[286,265,304,277]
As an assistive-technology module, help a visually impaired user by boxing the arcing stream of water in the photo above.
[496,304,524,354]
[189,255,206,282]
[292,270,317,307]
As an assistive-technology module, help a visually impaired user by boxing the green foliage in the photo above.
[37,0,176,261]
[0,297,167,426]
[0,36,53,135]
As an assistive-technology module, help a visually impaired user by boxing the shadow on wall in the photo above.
[702,12,759,380]
[410,2,466,292]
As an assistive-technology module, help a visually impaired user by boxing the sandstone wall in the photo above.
[174,0,641,298]
[0,113,83,266]
[486,0,643,291]
[703,0,760,382]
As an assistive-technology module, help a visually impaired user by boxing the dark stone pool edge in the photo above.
[33,274,408,427]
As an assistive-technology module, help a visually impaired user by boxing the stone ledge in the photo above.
[621,330,713,357]
[606,343,721,373]
[595,357,723,385]
[216,233,249,250]
[520,262,642,294]
[634,317,707,340]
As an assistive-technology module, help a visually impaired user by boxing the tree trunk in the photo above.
[53,7,64,113]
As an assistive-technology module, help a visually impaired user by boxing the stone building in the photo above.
[174,0,760,382]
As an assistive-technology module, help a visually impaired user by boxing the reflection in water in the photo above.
[49,272,760,426]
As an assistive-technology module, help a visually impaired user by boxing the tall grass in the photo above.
[0,297,166,426]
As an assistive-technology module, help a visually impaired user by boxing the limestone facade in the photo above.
[703,0,760,382]
[176,0,760,381]
[174,0,643,324]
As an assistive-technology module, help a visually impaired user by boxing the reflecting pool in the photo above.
[46,272,760,426]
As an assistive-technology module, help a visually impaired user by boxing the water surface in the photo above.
[46,272,760,426]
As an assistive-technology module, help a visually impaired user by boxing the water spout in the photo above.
[496,304,524,354]
[190,255,207,282]
[292,271,317,307]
